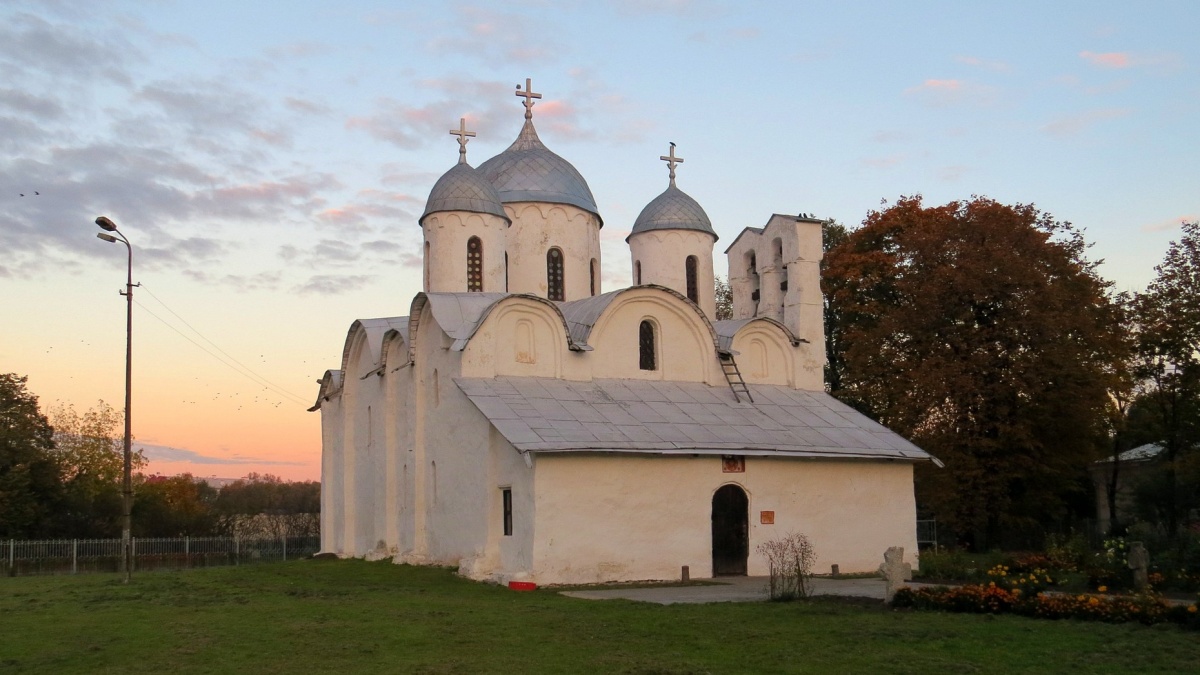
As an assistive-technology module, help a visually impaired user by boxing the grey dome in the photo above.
[627,183,717,242]
[477,120,601,224]
[420,162,509,225]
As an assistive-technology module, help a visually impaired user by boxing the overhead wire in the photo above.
[132,286,310,407]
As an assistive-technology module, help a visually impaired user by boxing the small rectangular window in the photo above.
[502,488,513,536]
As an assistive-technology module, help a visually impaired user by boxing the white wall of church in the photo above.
[422,212,508,293]
[527,454,918,585]
[584,292,720,383]
[504,203,602,300]
[319,394,344,555]
[628,229,717,319]
[727,216,825,351]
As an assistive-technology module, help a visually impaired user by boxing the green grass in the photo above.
[1,560,1196,674]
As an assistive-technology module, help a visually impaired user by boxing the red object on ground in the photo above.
[508,581,537,591]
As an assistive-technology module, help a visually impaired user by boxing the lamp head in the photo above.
[95,216,118,232]
[96,232,118,243]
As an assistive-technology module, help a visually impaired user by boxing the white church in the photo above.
[311,80,937,584]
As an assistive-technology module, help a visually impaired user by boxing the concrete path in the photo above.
[561,576,892,605]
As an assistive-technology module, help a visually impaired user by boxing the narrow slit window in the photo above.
[639,320,656,371]
[634,260,642,285]
[685,255,698,303]
[502,488,513,536]
[467,236,483,292]
[547,247,564,301]
[590,258,598,296]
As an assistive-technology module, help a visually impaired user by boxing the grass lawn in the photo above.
[1,560,1196,674]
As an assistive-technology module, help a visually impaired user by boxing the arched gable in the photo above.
[308,369,344,412]
[559,284,719,351]
[583,286,721,381]
[339,317,408,380]
[722,318,798,386]
[407,291,584,364]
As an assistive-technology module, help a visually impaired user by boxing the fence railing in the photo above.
[916,519,937,548]
[3,536,321,577]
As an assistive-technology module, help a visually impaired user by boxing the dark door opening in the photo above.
[711,484,749,576]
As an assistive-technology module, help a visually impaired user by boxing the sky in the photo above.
[3,0,1197,481]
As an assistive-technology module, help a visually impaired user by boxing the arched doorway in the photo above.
[711,484,748,576]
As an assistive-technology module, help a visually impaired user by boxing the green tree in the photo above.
[48,401,145,537]
[133,474,219,537]
[215,473,320,539]
[0,374,63,537]
[822,196,1127,548]
[821,219,850,393]
[1129,221,1200,538]
[714,276,733,320]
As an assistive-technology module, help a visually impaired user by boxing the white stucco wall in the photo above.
[628,229,718,320]
[504,203,602,301]
[422,211,509,293]
[526,453,919,584]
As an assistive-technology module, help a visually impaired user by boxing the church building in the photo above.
[311,80,938,584]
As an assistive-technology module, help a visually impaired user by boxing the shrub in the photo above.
[914,548,1009,582]
[891,584,1199,630]
[756,532,816,601]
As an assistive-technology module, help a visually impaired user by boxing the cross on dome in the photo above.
[660,143,684,186]
[449,117,476,164]
[515,77,542,120]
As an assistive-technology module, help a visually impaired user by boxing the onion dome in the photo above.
[420,117,509,225]
[477,119,601,224]
[419,162,509,225]
[627,143,716,241]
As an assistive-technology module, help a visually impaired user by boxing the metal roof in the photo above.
[419,162,509,225]
[477,119,601,223]
[455,376,939,464]
[712,318,801,353]
[628,183,716,241]
[557,285,720,351]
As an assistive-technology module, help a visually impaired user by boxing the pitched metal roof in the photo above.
[420,162,509,225]
[557,285,720,351]
[455,376,938,464]
[628,183,716,241]
[477,120,601,223]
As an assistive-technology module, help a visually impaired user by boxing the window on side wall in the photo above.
[502,488,513,536]
[547,247,564,301]
[639,320,657,371]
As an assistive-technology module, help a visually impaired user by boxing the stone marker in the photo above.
[1128,541,1150,591]
[681,565,690,582]
[878,546,912,603]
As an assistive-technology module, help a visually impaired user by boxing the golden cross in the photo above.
[515,77,541,120]
[449,117,476,164]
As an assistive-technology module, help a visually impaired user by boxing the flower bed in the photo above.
[892,583,1199,629]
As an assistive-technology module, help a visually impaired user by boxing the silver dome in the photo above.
[420,162,509,225]
[627,183,717,241]
[477,120,601,224]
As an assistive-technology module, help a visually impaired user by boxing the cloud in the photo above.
[955,55,1010,72]
[294,274,373,295]
[0,12,136,85]
[1040,108,1130,136]
[1080,51,1130,69]
[284,96,331,116]
[860,155,904,170]
[904,79,998,107]
[139,442,303,466]
[1141,215,1198,233]
[424,5,565,65]
[937,165,969,182]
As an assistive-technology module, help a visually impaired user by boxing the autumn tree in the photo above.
[0,374,62,537]
[823,196,1127,548]
[1128,221,1200,538]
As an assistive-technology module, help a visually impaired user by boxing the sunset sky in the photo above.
[3,1,1197,481]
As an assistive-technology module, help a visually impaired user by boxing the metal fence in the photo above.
[916,519,937,549]
[3,536,321,577]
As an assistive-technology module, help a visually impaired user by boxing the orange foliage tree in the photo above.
[823,196,1128,548]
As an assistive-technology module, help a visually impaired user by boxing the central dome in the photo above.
[477,120,602,224]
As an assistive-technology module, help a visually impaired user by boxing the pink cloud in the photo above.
[904,79,998,107]
[1080,51,1130,69]
[1141,215,1198,233]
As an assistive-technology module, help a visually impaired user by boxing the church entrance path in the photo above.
[560,576,894,605]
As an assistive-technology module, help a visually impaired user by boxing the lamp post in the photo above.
[95,215,135,584]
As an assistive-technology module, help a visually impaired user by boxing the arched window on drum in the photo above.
[546,247,565,301]
[467,236,483,292]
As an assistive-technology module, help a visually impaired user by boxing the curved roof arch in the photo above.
[339,317,410,381]
[558,284,720,352]
[406,292,585,363]
[712,317,802,354]
[307,369,344,412]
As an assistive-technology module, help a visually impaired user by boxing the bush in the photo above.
[914,548,1009,582]
[756,532,816,601]
[891,584,1199,630]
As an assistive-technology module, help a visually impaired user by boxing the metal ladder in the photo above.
[719,353,754,403]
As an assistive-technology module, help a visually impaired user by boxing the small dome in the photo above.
[627,184,717,242]
[420,162,509,225]
[477,120,601,224]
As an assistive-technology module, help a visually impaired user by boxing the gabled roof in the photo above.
[339,316,410,377]
[712,317,801,353]
[456,376,939,465]
[406,292,587,363]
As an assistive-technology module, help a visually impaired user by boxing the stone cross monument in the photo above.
[878,546,912,603]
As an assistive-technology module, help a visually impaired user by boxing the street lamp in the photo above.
[95,215,135,584]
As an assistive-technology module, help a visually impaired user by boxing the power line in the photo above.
[132,293,309,407]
